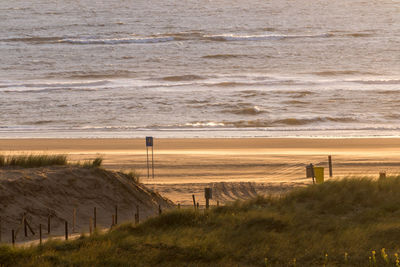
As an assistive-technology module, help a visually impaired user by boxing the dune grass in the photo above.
[0,154,104,168]
[123,169,141,183]
[0,154,67,168]
[77,157,103,168]
[4,176,400,266]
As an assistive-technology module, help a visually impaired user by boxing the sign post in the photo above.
[146,137,154,179]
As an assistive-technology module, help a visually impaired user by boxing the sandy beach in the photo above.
[1,138,400,205]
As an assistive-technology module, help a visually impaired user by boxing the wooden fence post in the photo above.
[11,230,15,246]
[39,224,42,245]
[94,207,97,229]
[24,217,27,237]
[135,205,139,225]
[115,205,118,225]
[158,205,162,215]
[205,188,212,210]
[197,202,199,209]
[192,194,196,209]
[73,208,76,233]
[47,215,51,234]
[65,221,68,240]
[178,203,180,209]
[306,163,315,184]
[26,220,35,236]
[328,155,333,177]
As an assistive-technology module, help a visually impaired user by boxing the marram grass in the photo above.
[4,177,400,266]
[0,154,67,168]
[0,154,103,168]
[77,156,103,168]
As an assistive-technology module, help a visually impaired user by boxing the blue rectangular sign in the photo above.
[146,136,153,147]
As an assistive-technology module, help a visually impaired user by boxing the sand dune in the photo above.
[0,166,172,243]
[1,138,400,215]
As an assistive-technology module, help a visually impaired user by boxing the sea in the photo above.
[0,0,399,138]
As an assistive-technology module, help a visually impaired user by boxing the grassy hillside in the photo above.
[3,177,400,266]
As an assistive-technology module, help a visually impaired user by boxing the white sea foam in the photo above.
[205,33,332,42]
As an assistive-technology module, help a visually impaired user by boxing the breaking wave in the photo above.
[1,32,333,46]
[180,116,357,128]
[205,33,332,42]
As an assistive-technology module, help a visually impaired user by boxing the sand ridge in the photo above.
[0,166,173,243]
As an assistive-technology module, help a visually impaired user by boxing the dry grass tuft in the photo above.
[124,170,141,183]
[0,154,67,168]
[77,157,103,168]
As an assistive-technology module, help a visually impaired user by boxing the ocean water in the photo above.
[0,0,399,138]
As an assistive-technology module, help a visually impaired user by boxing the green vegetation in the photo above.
[0,154,104,168]
[0,154,67,168]
[124,169,141,183]
[78,157,103,168]
[4,177,400,266]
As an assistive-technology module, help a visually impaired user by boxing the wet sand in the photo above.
[1,138,400,204]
